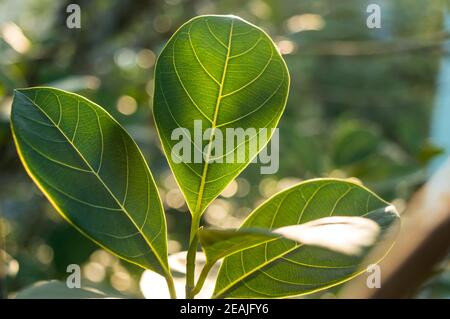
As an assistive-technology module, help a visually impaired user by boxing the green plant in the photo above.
[10,15,399,299]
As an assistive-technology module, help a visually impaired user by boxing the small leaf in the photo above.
[199,215,384,267]
[153,15,289,218]
[213,178,400,298]
[331,121,380,167]
[198,227,278,265]
[11,87,171,280]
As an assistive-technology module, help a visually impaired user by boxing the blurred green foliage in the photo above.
[0,0,448,298]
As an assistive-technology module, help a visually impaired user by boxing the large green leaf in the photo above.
[153,15,289,217]
[11,87,171,279]
[213,178,399,298]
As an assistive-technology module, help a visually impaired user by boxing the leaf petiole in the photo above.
[165,275,177,299]
[191,262,214,297]
[185,213,201,298]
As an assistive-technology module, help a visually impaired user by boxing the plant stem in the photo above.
[191,262,213,296]
[165,275,177,299]
[185,213,201,298]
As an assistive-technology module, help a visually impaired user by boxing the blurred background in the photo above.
[0,0,449,298]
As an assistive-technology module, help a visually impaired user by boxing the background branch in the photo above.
[341,157,450,298]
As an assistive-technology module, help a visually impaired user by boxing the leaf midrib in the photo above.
[17,90,170,275]
[193,19,234,216]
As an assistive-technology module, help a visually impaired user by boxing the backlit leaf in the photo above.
[11,87,171,280]
[213,178,399,298]
[153,15,289,218]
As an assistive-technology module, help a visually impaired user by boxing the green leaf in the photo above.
[331,121,380,167]
[198,227,278,265]
[213,178,400,298]
[153,15,289,218]
[11,87,171,279]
